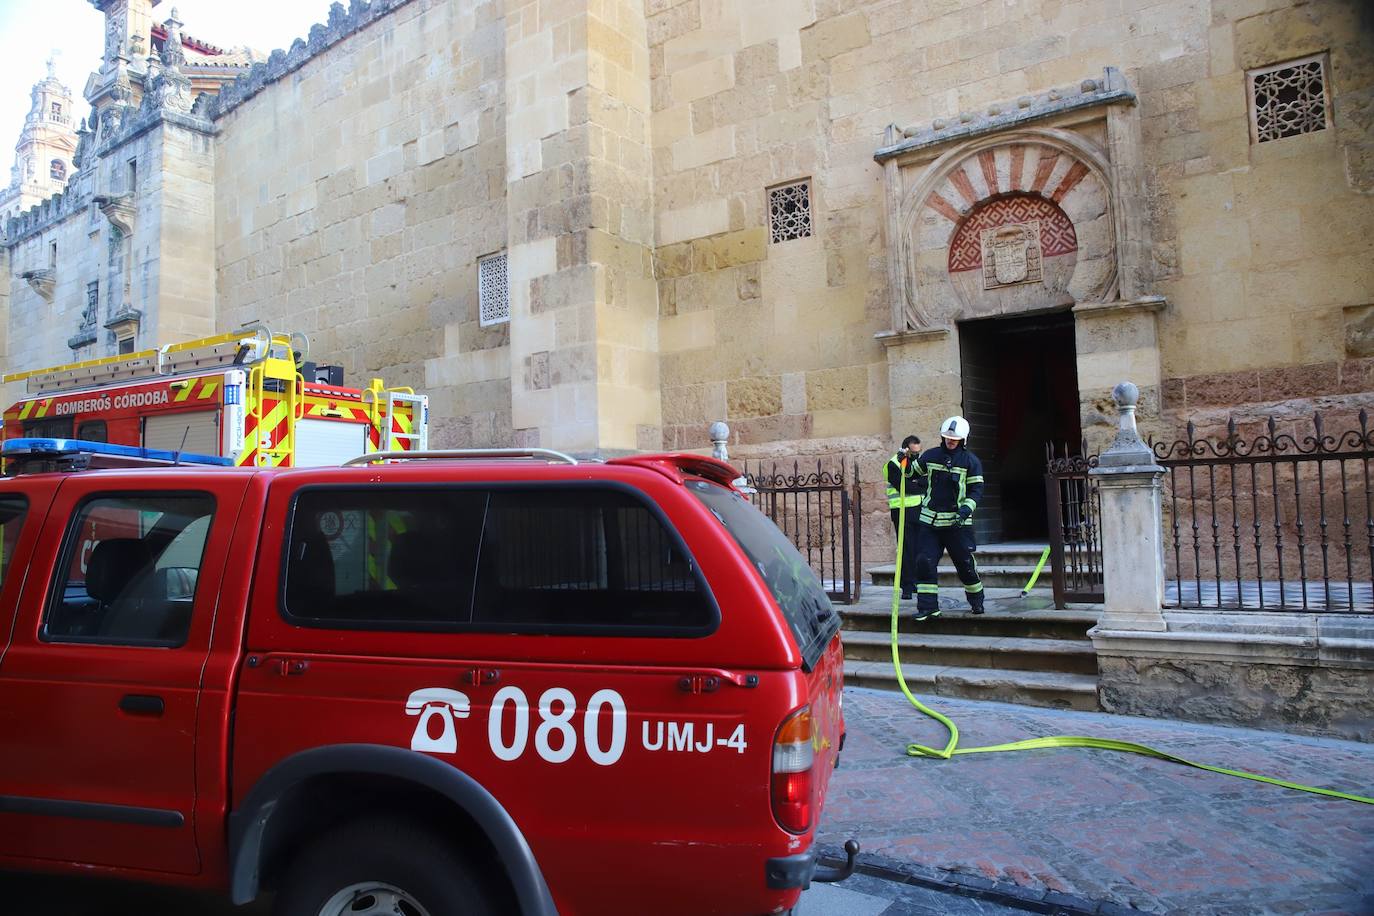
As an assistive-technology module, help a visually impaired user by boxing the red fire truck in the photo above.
[2,327,427,467]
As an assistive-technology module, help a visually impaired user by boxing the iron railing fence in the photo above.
[739,459,862,604]
[1153,411,1374,613]
[1044,442,1103,608]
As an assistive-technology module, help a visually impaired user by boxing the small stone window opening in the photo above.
[768,179,813,244]
[50,159,66,181]
[1248,54,1331,144]
[478,251,509,327]
[118,335,136,355]
[51,102,62,119]
[49,241,57,269]
[127,159,138,193]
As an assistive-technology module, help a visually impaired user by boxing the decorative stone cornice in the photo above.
[209,0,418,119]
[1072,295,1167,319]
[104,304,143,333]
[94,192,136,235]
[21,268,56,302]
[68,327,99,350]
[875,67,1135,163]
[874,326,951,347]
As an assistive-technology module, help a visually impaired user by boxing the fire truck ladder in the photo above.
[379,388,428,452]
[2,326,286,395]
[245,333,307,466]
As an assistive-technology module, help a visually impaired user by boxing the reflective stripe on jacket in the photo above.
[912,444,983,527]
[885,454,922,509]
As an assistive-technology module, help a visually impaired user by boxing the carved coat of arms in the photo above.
[980,221,1043,289]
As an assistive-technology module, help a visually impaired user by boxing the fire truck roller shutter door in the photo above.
[295,418,370,467]
[143,410,220,456]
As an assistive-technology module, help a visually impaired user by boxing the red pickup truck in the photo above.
[0,440,855,915]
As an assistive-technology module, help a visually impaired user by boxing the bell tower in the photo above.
[0,59,78,222]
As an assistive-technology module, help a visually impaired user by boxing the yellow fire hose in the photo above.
[888,471,1374,805]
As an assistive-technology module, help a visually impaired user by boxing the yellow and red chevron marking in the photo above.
[390,404,415,451]
[171,376,222,404]
[16,398,54,421]
[237,393,294,467]
[303,400,371,423]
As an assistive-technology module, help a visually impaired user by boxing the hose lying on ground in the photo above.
[886,472,1374,805]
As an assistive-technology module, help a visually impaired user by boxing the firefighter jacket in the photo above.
[913,443,984,527]
[885,453,922,509]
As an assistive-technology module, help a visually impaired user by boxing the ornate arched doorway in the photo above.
[876,80,1163,543]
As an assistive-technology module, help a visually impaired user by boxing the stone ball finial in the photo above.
[709,421,729,442]
[1112,381,1140,408]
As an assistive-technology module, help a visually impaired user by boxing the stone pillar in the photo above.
[878,327,958,444]
[504,0,659,455]
[1089,381,1167,631]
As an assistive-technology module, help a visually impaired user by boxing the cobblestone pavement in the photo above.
[816,687,1374,915]
[803,872,1027,915]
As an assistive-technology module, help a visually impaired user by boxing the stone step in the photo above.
[869,563,1049,590]
[839,601,1097,640]
[840,630,1098,676]
[843,659,1101,711]
[877,540,1053,563]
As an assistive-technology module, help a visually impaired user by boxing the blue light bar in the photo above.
[2,438,233,467]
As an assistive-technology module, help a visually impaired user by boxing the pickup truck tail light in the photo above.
[770,705,814,834]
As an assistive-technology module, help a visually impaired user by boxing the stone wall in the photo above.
[503,0,662,453]
[213,0,511,448]
[1098,640,1374,742]
[648,0,1373,462]
[4,205,95,399]
[1152,0,1374,436]
[649,0,891,453]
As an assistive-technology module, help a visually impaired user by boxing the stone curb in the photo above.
[814,842,1139,915]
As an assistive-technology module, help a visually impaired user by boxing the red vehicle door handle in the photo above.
[119,694,165,716]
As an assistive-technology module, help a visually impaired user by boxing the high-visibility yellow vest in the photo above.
[885,454,922,509]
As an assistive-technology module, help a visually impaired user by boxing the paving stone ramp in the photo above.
[843,543,1102,711]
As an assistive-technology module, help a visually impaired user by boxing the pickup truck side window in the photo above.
[469,486,717,634]
[283,488,489,627]
[0,496,28,588]
[43,493,215,647]
[282,485,717,635]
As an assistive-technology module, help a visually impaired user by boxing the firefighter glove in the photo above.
[958,505,973,522]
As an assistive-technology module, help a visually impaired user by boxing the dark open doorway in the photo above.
[958,310,1081,544]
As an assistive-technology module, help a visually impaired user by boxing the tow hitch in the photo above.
[812,839,860,883]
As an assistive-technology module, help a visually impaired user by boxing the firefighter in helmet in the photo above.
[884,435,922,599]
[910,416,985,620]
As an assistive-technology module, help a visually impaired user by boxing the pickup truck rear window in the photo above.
[282,484,717,635]
[0,496,27,588]
[687,480,838,671]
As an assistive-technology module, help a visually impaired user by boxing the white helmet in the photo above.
[940,415,970,441]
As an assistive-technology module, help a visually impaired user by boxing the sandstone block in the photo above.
[805,365,869,412]
[1257,362,1339,402]
[671,55,735,105]
[727,375,784,417]
[690,227,767,270]
[672,125,737,171]
[1344,305,1374,359]
[658,198,729,245]
[800,12,871,62]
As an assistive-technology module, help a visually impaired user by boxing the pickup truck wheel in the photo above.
[272,817,497,916]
